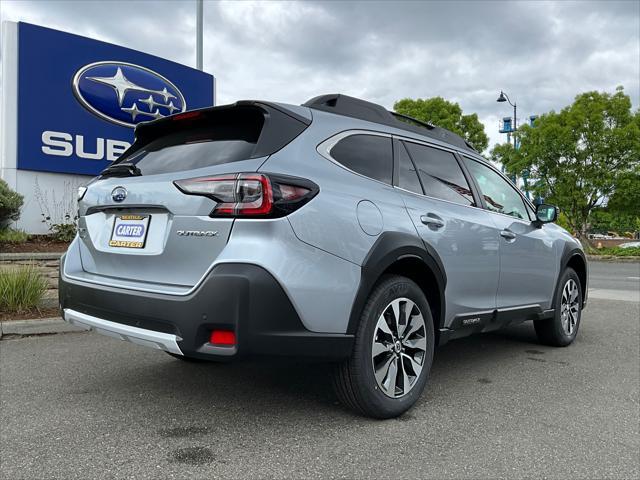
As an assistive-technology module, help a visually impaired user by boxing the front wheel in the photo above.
[534,267,583,347]
[333,275,435,419]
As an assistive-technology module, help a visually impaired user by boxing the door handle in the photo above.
[500,229,516,241]
[421,214,445,229]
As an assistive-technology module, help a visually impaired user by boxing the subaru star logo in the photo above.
[111,186,127,202]
[72,61,187,128]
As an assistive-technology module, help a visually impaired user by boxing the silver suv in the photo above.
[60,94,587,418]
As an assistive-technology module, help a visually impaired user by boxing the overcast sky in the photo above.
[2,0,638,149]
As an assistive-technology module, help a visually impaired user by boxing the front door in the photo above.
[463,157,557,310]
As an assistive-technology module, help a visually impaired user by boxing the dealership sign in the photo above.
[15,22,214,176]
[72,62,187,127]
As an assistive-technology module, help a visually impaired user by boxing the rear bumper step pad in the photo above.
[63,308,183,355]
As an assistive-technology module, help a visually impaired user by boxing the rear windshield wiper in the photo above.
[100,162,142,178]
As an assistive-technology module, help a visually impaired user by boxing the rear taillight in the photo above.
[174,173,318,218]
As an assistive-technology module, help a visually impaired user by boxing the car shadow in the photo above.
[79,321,547,422]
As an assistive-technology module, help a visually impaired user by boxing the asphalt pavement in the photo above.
[1,261,638,479]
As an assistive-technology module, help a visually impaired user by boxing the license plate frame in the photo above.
[109,215,151,249]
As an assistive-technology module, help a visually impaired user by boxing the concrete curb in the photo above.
[587,255,640,263]
[0,252,64,261]
[0,317,84,337]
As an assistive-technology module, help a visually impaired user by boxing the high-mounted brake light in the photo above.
[174,173,318,218]
[171,111,202,121]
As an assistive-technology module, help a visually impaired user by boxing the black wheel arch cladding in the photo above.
[554,245,588,309]
[347,231,447,335]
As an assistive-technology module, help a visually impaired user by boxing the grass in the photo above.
[590,246,640,257]
[0,265,48,313]
[0,227,29,244]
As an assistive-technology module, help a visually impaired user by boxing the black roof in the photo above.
[302,94,477,153]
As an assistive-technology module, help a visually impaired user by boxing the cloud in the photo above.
[2,0,638,149]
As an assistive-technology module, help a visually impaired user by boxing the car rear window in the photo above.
[124,130,260,176]
[115,104,308,175]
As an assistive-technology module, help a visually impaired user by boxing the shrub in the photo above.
[42,212,78,242]
[0,228,29,244]
[0,179,24,227]
[50,222,77,242]
[591,246,640,257]
[0,265,48,313]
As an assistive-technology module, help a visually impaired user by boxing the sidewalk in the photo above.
[586,255,640,263]
[0,317,82,337]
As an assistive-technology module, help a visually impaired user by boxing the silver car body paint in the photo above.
[64,101,584,337]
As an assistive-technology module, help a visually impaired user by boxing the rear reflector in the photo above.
[174,173,318,218]
[209,330,236,346]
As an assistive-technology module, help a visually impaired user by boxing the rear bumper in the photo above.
[59,259,353,361]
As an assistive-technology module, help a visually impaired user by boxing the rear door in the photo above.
[77,104,309,289]
[394,139,500,327]
[463,157,557,310]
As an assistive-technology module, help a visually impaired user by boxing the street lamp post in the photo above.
[497,90,517,149]
[196,0,203,70]
[497,90,531,198]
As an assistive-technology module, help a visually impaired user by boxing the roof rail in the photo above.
[389,111,435,130]
[302,94,476,153]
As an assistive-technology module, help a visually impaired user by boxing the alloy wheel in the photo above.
[371,297,427,398]
[560,278,580,335]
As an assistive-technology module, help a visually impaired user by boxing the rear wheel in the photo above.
[333,275,435,419]
[534,268,582,346]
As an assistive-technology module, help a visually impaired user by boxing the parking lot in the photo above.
[1,262,638,479]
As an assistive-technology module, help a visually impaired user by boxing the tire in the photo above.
[333,275,435,419]
[534,267,583,347]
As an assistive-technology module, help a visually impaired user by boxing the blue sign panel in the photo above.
[17,22,214,175]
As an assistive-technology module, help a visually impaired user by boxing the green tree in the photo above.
[394,97,489,152]
[606,168,640,218]
[591,167,640,236]
[589,209,638,235]
[489,142,517,169]
[494,86,640,241]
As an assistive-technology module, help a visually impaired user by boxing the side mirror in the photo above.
[535,204,558,226]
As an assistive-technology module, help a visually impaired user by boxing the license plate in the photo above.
[109,215,151,248]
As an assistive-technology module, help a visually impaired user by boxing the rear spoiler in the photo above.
[116,101,311,165]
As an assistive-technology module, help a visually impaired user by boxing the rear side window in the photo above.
[397,142,423,194]
[117,105,307,175]
[330,134,393,184]
[403,142,475,206]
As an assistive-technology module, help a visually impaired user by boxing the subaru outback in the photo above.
[60,94,587,418]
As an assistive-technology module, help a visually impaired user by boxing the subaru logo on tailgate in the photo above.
[73,61,187,128]
[111,186,127,202]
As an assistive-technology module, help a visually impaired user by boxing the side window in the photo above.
[403,142,475,206]
[397,142,423,194]
[465,158,528,220]
[330,134,393,184]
